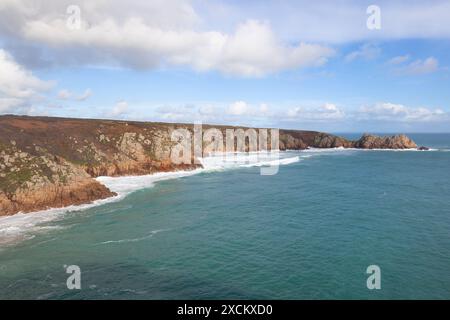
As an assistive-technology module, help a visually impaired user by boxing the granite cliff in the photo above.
[0,115,419,216]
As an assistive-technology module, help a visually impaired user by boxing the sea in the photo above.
[0,133,449,299]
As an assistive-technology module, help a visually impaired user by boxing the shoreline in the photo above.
[0,115,421,217]
[2,146,445,246]
[0,151,303,246]
[1,146,438,219]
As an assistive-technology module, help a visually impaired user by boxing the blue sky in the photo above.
[1,0,450,132]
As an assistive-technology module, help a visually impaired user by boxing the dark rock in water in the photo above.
[353,133,417,149]
[417,146,430,151]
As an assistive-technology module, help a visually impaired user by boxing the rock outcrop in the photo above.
[353,134,417,149]
[0,115,421,216]
[0,143,115,215]
[311,133,354,148]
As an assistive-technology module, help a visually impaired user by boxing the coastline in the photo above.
[2,136,449,299]
[0,115,421,217]
[0,145,445,246]
[0,151,302,246]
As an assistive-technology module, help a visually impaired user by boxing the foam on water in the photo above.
[0,152,300,246]
[2,146,443,246]
[99,152,301,194]
[97,229,169,245]
[96,169,205,195]
[0,195,124,246]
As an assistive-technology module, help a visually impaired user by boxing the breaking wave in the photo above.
[0,151,301,246]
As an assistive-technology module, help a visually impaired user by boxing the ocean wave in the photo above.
[0,152,301,246]
[0,194,124,247]
[199,152,300,171]
[99,153,301,195]
[97,229,168,245]
[240,156,300,167]
[96,169,204,195]
[301,147,443,153]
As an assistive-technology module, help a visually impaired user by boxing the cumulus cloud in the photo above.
[226,101,273,117]
[358,102,447,122]
[0,0,334,77]
[0,49,53,113]
[148,101,273,125]
[227,101,249,116]
[286,103,345,121]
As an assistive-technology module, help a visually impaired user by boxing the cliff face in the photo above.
[0,116,200,215]
[0,141,115,215]
[0,115,418,216]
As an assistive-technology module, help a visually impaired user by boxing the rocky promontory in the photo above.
[353,133,417,149]
[0,115,419,216]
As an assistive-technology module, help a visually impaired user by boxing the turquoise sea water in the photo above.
[0,133,449,299]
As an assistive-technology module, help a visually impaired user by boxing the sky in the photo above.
[0,0,449,132]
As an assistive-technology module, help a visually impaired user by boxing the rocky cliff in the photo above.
[0,115,418,216]
[353,133,417,149]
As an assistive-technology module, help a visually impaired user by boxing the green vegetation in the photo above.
[0,167,33,194]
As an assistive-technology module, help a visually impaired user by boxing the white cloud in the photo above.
[76,88,92,101]
[387,55,410,65]
[286,103,345,121]
[0,1,334,77]
[24,18,333,77]
[1,0,450,80]
[401,57,439,75]
[358,102,447,121]
[148,101,271,125]
[200,0,450,43]
[198,104,216,116]
[387,56,439,76]
[211,20,334,76]
[345,43,381,62]
[57,89,71,100]
[227,101,249,116]
[155,104,197,121]
[0,49,52,113]
[102,100,449,128]
[259,103,270,115]
[110,100,129,117]
[57,88,92,101]
[226,101,273,117]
